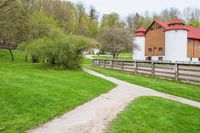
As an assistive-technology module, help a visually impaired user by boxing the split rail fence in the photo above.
[92,59,200,84]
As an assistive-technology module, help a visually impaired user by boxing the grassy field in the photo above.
[107,96,200,133]
[89,67,200,101]
[92,52,132,60]
[0,50,116,133]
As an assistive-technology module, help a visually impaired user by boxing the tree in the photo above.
[89,6,98,20]
[126,12,151,32]
[0,0,23,61]
[0,0,17,15]
[27,35,91,69]
[159,8,180,22]
[42,0,77,33]
[189,19,200,28]
[98,28,133,59]
[100,13,125,29]
[87,6,99,38]
[27,11,65,41]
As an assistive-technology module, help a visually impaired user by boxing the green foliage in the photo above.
[107,96,200,133]
[28,11,65,40]
[189,19,200,28]
[27,35,91,69]
[100,13,125,29]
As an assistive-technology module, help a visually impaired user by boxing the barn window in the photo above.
[148,48,152,52]
[158,47,163,51]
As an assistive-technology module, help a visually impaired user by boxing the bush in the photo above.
[27,35,91,69]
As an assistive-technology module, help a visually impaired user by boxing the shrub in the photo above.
[27,35,91,69]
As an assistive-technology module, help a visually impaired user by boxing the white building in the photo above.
[133,18,200,62]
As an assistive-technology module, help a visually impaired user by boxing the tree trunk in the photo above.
[25,55,28,62]
[50,57,56,65]
[8,48,14,61]
[32,55,38,63]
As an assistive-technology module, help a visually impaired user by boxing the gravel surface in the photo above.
[28,68,200,133]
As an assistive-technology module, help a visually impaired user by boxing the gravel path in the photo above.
[28,68,200,133]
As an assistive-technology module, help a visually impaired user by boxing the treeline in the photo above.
[0,0,99,47]
[1,0,200,46]
[126,7,200,32]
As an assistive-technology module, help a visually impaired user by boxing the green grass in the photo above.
[92,52,132,60]
[89,67,200,101]
[0,49,29,63]
[82,58,92,67]
[0,49,116,133]
[107,96,200,133]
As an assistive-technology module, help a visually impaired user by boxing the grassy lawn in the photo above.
[107,96,200,133]
[89,67,200,101]
[82,58,92,67]
[92,52,132,60]
[0,50,116,133]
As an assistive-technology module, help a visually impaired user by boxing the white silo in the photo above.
[165,19,190,62]
[133,27,146,60]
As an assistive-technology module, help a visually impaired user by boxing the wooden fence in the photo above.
[92,59,200,84]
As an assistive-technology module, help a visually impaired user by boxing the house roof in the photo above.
[164,25,189,32]
[187,27,200,40]
[135,27,146,37]
[168,18,185,26]
[136,27,146,33]
[144,19,200,40]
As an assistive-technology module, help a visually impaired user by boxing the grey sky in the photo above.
[68,0,200,18]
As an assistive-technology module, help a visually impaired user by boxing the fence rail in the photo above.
[92,59,200,84]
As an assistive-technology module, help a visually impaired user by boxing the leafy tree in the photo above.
[100,13,125,29]
[42,0,77,33]
[28,11,65,41]
[89,6,98,20]
[189,19,200,28]
[27,35,91,69]
[98,28,133,59]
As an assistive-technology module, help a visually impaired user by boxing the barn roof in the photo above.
[144,19,200,40]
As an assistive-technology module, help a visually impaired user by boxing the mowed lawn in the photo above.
[107,96,200,133]
[0,50,116,133]
[89,67,200,101]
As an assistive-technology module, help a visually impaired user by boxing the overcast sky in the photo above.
[67,0,200,18]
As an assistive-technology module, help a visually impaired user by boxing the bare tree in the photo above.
[160,7,180,22]
[98,28,133,59]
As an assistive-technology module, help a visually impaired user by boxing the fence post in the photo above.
[151,61,155,77]
[104,60,106,68]
[121,60,124,71]
[111,60,113,69]
[134,61,138,74]
[98,59,100,67]
[175,63,179,80]
[92,59,94,66]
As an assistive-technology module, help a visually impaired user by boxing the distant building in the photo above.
[133,18,200,62]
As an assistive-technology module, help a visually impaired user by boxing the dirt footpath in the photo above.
[28,68,200,133]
